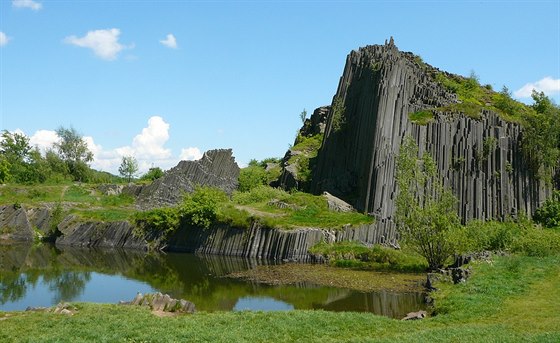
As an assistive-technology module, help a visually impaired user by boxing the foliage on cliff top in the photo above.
[134,185,373,238]
[286,133,323,185]
[238,157,281,192]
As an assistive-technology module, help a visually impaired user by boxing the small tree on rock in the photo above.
[119,156,139,183]
[395,136,462,270]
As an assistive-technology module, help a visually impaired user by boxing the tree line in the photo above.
[0,127,163,184]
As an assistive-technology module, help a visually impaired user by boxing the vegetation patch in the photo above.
[227,263,425,292]
[309,241,427,272]
[408,110,434,125]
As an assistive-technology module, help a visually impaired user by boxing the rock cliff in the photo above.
[134,149,240,209]
[310,39,551,236]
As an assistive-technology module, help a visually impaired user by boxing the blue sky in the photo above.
[1,0,559,174]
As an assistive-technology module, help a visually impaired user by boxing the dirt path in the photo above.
[235,205,284,218]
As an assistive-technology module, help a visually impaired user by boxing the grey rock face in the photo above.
[323,192,355,212]
[0,205,34,242]
[165,221,395,261]
[135,149,240,209]
[311,41,551,236]
[55,216,147,249]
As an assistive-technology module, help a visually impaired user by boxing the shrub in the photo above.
[512,227,560,257]
[140,167,164,182]
[534,191,560,228]
[238,166,268,192]
[179,187,229,229]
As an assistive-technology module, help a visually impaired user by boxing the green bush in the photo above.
[512,227,560,257]
[534,191,560,228]
[134,207,181,237]
[238,166,268,192]
[179,187,229,229]
[464,220,519,252]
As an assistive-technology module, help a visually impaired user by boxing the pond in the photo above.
[0,244,426,319]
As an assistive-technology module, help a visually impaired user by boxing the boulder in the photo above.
[323,192,355,212]
[402,310,427,321]
[127,292,196,314]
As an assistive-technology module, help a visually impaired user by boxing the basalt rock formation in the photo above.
[278,106,329,190]
[134,149,240,209]
[310,38,551,238]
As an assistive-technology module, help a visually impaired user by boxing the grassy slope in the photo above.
[1,255,558,342]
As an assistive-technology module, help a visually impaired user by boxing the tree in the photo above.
[521,91,560,179]
[119,156,139,183]
[299,109,307,124]
[0,131,48,184]
[54,127,93,182]
[395,136,462,270]
[0,130,31,165]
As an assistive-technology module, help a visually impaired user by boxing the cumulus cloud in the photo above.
[93,116,176,174]
[16,116,206,175]
[29,130,60,153]
[64,28,129,61]
[0,32,9,47]
[160,34,178,49]
[180,147,203,161]
[514,77,560,98]
[12,0,42,10]
[130,116,172,159]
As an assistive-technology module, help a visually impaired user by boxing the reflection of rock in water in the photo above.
[197,254,278,277]
[317,290,426,319]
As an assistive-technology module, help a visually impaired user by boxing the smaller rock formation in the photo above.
[401,310,427,321]
[126,292,196,314]
[0,204,34,242]
[278,106,329,191]
[323,192,355,212]
[135,149,240,209]
[26,302,78,316]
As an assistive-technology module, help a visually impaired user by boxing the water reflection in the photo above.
[0,244,426,318]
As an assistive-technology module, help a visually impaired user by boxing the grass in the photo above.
[408,111,434,125]
[309,241,427,272]
[230,186,373,229]
[1,254,558,342]
[409,72,535,126]
[287,133,323,183]
[0,183,137,223]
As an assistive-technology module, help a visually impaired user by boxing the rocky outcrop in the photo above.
[135,149,240,209]
[165,221,395,261]
[278,107,329,190]
[55,216,147,249]
[0,205,34,242]
[311,39,551,234]
[127,292,196,314]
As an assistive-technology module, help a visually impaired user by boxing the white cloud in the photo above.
[92,116,176,174]
[180,147,202,161]
[0,32,9,47]
[64,28,129,61]
[514,77,560,98]
[12,0,42,10]
[160,34,178,49]
[15,116,204,175]
[130,116,172,159]
[29,130,60,153]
